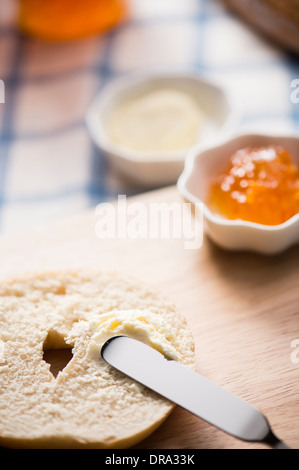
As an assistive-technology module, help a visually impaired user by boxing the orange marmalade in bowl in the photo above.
[18,0,127,41]
[208,145,299,226]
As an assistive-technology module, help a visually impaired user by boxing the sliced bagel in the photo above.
[0,270,195,448]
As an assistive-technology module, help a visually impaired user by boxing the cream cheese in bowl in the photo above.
[106,88,204,154]
[85,71,239,187]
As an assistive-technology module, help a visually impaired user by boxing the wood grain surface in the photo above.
[1,186,298,449]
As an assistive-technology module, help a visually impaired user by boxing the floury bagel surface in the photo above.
[0,270,195,448]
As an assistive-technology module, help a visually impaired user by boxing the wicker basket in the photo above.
[222,0,299,55]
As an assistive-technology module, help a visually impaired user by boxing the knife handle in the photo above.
[264,431,292,449]
[273,441,291,449]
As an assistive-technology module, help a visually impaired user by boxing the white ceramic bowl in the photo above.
[85,70,239,187]
[177,132,299,255]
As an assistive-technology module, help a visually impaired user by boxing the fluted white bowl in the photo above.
[177,132,299,254]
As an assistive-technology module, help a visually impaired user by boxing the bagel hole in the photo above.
[42,330,73,378]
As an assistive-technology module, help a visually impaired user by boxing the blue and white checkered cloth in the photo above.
[0,0,298,233]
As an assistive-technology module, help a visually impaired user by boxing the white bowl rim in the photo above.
[177,130,299,232]
[85,68,241,164]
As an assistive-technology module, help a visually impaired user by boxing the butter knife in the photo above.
[101,336,291,449]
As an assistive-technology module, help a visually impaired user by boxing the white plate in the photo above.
[178,132,299,255]
[85,70,239,187]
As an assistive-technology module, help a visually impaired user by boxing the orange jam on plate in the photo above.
[208,145,299,226]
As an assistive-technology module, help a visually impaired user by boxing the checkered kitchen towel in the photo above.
[0,0,298,233]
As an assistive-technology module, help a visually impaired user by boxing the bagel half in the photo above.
[0,270,195,448]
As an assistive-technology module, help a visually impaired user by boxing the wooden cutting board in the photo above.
[1,186,299,449]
